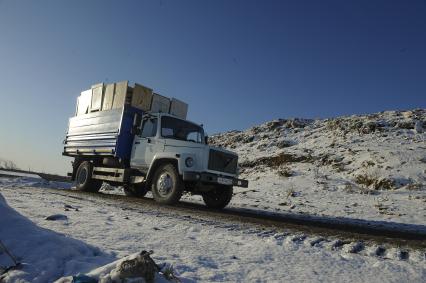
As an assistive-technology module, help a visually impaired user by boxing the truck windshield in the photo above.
[161,116,204,143]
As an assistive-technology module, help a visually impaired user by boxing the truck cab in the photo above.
[65,108,248,209]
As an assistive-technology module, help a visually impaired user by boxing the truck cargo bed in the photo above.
[63,106,143,160]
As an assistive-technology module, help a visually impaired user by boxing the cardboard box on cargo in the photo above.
[112,81,130,109]
[169,98,188,119]
[102,83,115,111]
[132,83,153,112]
[75,81,188,119]
[151,93,171,113]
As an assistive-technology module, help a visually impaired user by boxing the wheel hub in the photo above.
[157,173,173,196]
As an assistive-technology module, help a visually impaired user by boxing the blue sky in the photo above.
[0,0,425,174]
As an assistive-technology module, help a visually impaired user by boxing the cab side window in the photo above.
[141,118,157,138]
[187,131,202,143]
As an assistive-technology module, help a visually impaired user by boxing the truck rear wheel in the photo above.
[151,164,183,205]
[202,186,233,209]
[74,161,102,192]
[123,184,148,198]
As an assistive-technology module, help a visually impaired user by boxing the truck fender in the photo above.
[146,156,179,186]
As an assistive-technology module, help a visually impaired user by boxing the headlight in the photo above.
[185,157,194,167]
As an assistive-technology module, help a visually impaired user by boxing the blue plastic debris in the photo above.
[72,274,97,283]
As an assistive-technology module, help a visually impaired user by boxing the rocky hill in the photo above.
[207,109,426,224]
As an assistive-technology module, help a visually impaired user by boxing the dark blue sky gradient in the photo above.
[0,0,425,173]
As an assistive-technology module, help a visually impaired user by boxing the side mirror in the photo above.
[204,136,209,145]
[133,113,142,127]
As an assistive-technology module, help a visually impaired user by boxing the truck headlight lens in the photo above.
[185,157,194,167]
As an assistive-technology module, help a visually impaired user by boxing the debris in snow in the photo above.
[45,214,68,221]
[102,250,159,283]
[343,241,365,254]
[68,251,180,283]
[64,204,79,211]
[277,166,293,177]
[372,246,386,257]
[286,189,298,198]
[69,274,97,283]
[354,173,395,191]
[414,120,424,133]
[397,250,410,261]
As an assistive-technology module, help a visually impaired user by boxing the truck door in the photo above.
[130,117,158,171]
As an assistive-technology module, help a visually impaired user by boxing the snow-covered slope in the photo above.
[0,190,177,283]
[208,109,426,225]
[0,192,115,282]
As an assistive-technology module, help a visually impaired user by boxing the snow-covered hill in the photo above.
[208,109,426,225]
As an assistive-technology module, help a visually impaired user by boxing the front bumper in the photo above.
[182,171,248,188]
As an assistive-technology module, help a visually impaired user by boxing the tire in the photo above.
[202,185,233,209]
[151,164,183,205]
[74,161,102,192]
[123,184,149,198]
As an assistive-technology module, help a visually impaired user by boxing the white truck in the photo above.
[63,82,248,208]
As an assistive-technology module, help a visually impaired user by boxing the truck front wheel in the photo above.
[151,164,183,205]
[202,186,233,209]
[75,161,102,192]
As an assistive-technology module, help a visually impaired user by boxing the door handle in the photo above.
[135,138,151,144]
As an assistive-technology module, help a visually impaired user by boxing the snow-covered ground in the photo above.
[0,169,42,179]
[1,178,425,282]
[0,187,114,282]
[0,180,177,283]
[204,109,426,226]
[0,174,71,190]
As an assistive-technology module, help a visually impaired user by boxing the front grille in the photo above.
[208,149,238,174]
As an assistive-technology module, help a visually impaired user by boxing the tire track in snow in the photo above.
[5,186,426,264]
